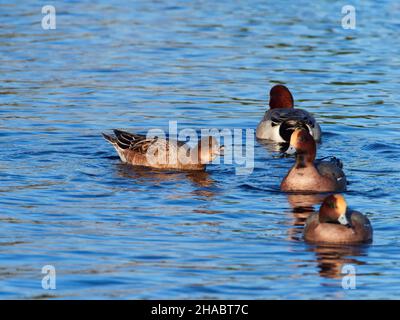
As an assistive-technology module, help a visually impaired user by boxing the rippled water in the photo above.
[1,0,400,299]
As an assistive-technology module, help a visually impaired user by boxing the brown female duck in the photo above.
[103,129,223,171]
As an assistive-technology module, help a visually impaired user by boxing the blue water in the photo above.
[1,0,400,299]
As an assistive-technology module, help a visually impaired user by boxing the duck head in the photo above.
[269,84,294,109]
[319,194,351,227]
[285,128,316,166]
[198,136,224,164]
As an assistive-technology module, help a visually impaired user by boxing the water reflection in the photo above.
[257,138,322,155]
[286,193,326,241]
[257,139,289,153]
[287,193,326,210]
[187,171,215,188]
[115,162,215,189]
[307,244,369,279]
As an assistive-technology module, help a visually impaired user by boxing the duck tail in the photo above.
[102,132,117,145]
[279,119,310,142]
[330,156,344,169]
[317,156,344,169]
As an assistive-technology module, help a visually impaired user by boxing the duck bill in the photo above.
[218,145,225,156]
[338,213,353,228]
[285,145,296,155]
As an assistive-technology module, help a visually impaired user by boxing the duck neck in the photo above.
[295,151,315,169]
[191,144,208,165]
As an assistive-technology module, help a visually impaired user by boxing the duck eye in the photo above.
[327,202,336,209]
[300,133,311,142]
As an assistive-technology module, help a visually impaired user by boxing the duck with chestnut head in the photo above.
[304,194,373,244]
[256,84,321,143]
[280,128,346,192]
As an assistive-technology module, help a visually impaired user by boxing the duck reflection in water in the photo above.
[116,162,221,217]
[116,163,215,188]
[286,193,326,241]
[307,243,369,280]
[257,139,290,154]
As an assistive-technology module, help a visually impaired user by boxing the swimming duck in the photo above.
[280,128,346,192]
[256,84,321,142]
[103,129,223,171]
[304,194,373,244]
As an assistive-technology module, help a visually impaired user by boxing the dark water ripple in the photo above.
[1,0,400,299]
